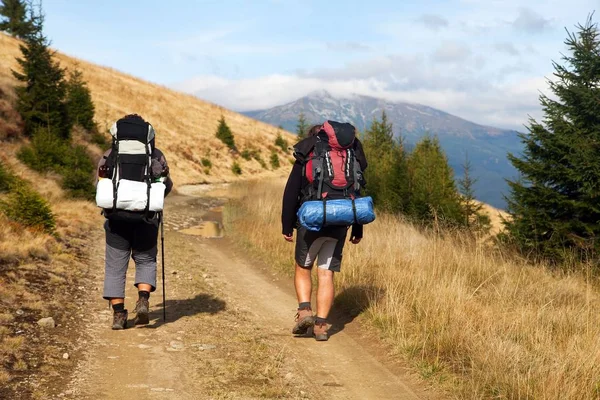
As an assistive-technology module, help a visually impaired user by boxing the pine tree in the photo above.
[408,136,462,224]
[362,111,409,212]
[296,112,308,140]
[506,16,600,260]
[274,132,288,151]
[12,8,71,139]
[65,69,96,132]
[215,116,236,150]
[0,0,36,39]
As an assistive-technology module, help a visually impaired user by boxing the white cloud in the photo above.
[433,42,472,63]
[512,8,553,33]
[326,41,373,52]
[416,14,450,31]
[173,69,551,131]
[494,42,520,56]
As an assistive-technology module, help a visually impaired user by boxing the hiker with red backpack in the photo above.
[282,121,374,341]
[95,114,173,330]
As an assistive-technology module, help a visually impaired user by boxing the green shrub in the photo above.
[241,149,252,161]
[216,116,236,150]
[201,157,212,168]
[62,169,94,200]
[254,154,267,169]
[0,160,15,193]
[18,129,95,199]
[274,133,288,152]
[91,130,111,148]
[270,152,280,169]
[232,161,242,175]
[18,129,67,172]
[0,185,55,234]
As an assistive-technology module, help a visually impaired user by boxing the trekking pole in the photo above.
[160,212,166,322]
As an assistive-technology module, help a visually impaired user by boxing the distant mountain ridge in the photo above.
[244,91,523,209]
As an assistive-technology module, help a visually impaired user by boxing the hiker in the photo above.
[282,121,368,341]
[96,114,173,330]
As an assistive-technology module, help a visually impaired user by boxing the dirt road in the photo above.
[61,191,438,400]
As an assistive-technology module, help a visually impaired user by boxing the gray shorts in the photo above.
[295,226,348,272]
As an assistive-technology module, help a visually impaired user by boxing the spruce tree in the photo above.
[0,0,35,39]
[408,136,462,224]
[12,9,71,139]
[65,69,96,132]
[506,16,600,260]
[362,111,409,212]
[296,112,308,140]
[215,116,236,150]
[274,132,288,151]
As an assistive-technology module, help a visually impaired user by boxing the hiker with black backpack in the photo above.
[95,114,173,330]
[282,121,374,341]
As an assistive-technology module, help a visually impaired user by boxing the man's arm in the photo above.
[282,161,303,236]
[153,149,174,196]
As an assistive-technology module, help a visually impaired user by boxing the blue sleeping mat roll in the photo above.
[297,196,376,232]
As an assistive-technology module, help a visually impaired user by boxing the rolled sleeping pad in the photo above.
[297,196,376,232]
[96,178,166,212]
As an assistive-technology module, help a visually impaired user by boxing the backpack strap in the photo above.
[314,139,328,200]
[143,141,152,218]
[111,140,119,211]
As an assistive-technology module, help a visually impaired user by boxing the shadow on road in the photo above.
[133,293,227,329]
[328,285,382,337]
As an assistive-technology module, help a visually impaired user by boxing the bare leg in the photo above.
[316,268,334,319]
[137,283,152,293]
[294,264,312,303]
[110,298,124,306]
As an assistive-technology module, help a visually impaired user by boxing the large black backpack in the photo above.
[99,115,161,222]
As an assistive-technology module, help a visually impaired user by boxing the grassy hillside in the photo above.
[0,33,295,186]
[226,180,600,400]
[0,129,101,397]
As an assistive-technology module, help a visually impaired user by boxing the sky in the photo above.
[40,0,598,131]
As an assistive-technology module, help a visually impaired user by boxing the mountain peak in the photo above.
[244,93,522,209]
[306,89,334,100]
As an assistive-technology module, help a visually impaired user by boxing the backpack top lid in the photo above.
[109,115,155,144]
[320,121,355,150]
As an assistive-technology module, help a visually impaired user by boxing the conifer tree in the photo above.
[274,132,288,151]
[65,69,96,132]
[215,116,236,150]
[296,112,308,140]
[506,16,600,260]
[0,0,35,39]
[12,7,71,139]
[362,111,409,212]
[408,136,462,224]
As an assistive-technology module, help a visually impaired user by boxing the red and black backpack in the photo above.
[300,121,365,202]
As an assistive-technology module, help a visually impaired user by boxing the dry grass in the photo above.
[225,180,600,400]
[0,32,295,185]
[0,109,101,398]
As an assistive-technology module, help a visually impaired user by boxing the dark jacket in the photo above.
[281,136,368,237]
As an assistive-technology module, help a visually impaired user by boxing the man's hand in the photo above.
[350,237,362,244]
[283,233,294,242]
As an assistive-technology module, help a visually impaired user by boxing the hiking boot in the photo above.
[133,298,150,325]
[112,310,128,330]
[292,308,314,335]
[313,321,328,341]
